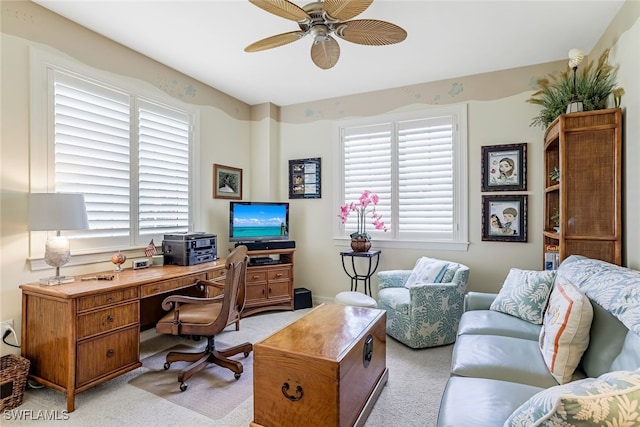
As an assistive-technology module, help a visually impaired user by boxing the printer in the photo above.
[162,232,217,266]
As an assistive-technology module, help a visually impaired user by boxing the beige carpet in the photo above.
[129,343,253,420]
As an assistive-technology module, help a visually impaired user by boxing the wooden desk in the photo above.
[19,260,227,412]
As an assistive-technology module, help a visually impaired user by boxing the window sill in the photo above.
[333,238,469,252]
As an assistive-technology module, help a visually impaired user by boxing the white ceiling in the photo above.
[34,0,625,107]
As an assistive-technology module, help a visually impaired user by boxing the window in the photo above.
[30,49,198,263]
[336,105,468,250]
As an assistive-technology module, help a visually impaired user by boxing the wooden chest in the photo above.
[252,303,387,427]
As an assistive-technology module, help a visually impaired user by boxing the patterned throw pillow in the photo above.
[505,369,640,426]
[489,268,555,324]
[539,279,593,384]
[440,263,460,283]
[404,257,449,287]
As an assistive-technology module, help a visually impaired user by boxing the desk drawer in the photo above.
[77,302,139,339]
[207,268,226,281]
[140,273,206,298]
[77,288,138,312]
[76,326,138,387]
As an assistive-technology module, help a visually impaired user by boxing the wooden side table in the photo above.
[339,249,381,296]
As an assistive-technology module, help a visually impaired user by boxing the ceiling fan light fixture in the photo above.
[246,0,406,69]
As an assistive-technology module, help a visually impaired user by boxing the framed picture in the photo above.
[481,143,527,192]
[213,164,242,200]
[289,157,321,199]
[482,195,528,242]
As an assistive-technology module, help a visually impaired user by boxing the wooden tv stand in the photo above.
[243,248,295,317]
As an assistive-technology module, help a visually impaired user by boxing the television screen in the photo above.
[229,202,289,242]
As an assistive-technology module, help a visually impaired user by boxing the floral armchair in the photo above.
[377,258,470,349]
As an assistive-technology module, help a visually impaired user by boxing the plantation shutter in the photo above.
[137,101,190,236]
[53,70,131,239]
[340,114,457,240]
[52,70,191,244]
[342,124,392,236]
[397,116,454,239]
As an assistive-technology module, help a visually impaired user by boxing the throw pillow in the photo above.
[539,279,593,384]
[440,263,460,283]
[505,369,640,426]
[489,268,555,324]
[404,257,449,287]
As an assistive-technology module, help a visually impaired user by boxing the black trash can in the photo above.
[294,287,312,310]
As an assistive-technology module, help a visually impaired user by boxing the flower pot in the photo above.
[350,238,371,252]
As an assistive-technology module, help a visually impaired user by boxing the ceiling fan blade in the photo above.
[322,0,373,21]
[335,19,407,45]
[248,0,310,22]
[245,31,307,52]
[310,36,340,70]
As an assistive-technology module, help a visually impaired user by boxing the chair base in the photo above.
[165,337,253,389]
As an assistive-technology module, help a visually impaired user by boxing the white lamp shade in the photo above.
[28,193,89,231]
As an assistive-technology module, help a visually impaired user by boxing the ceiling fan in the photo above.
[245,0,407,70]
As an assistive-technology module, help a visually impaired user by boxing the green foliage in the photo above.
[527,49,623,129]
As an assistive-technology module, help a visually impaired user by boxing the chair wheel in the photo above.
[243,351,250,357]
[164,362,171,370]
[180,382,188,392]
[234,373,241,380]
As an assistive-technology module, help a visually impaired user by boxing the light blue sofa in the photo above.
[377,261,470,348]
[436,255,640,426]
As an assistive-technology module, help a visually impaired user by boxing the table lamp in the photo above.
[28,193,89,285]
[566,48,584,114]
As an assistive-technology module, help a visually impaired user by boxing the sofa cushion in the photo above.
[490,268,555,324]
[539,279,593,384]
[505,369,640,426]
[451,334,561,388]
[457,310,541,341]
[405,257,449,286]
[436,377,544,427]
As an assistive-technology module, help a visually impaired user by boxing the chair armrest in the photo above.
[161,294,222,311]
[377,270,411,290]
[463,292,498,312]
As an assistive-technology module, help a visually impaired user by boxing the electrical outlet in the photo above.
[1,319,14,338]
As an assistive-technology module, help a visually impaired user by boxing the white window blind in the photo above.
[51,70,190,247]
[338,106,467,246]
[138,101,190,235]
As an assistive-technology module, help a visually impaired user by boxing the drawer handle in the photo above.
[282,382,303,402]
[275,273,283,278]
[107,296,114,302]
[106,315,115,323]
[252,275,260,279]
[106,349,115,358]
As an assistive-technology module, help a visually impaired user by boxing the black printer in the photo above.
[162,232,217,266]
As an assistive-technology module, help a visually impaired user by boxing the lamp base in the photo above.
[39,276,75,286]
[566,100,584,114]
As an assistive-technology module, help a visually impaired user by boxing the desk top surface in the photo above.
[20,259,227,298]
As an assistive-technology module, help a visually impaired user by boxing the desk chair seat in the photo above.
[156,245,252,391]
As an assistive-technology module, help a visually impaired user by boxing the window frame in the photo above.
[333,105,469,251]
[29,47,200,270]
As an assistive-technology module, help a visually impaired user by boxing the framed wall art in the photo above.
[481,143,527,192]
[213,164,242,200]
[482,194,528,242]
[289,157,321,199]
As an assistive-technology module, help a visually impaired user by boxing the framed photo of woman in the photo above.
[481,143,527,192]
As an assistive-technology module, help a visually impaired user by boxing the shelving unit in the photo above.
[543,108,622,266]
[242,248,295,317]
